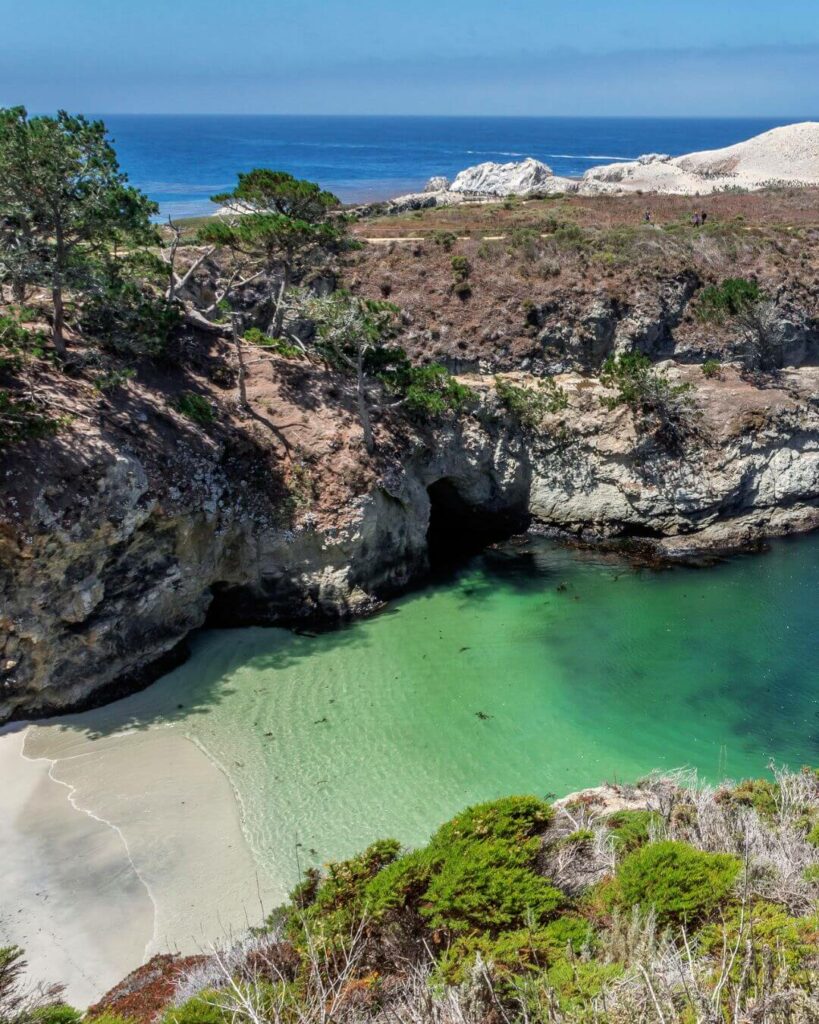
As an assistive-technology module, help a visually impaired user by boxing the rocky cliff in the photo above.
[3,189,819,720]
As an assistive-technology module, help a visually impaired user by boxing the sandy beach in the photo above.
[0,719,278,1008]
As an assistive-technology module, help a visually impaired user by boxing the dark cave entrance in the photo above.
[425,478,530,569]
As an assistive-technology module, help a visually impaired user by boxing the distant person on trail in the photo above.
[644,209,653,223]
[701,211,708,225]
[691,211,702,227]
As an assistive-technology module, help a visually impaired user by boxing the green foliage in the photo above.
[599,352,694,436]
[701,358,722,379]
[176,391,214,425]
[0,107,158,354]
[243,327,301,358]
[696,277,763,323]
[606,809,661,855]
[495,375,568,428]
[614,840,740,927]
[402,364,476,419]
[93,367,136,393]
[432,230,457,251]
[161,991,228,1024]
[210,169,339,221]
[450,254,470,281]
[698,902,819,983]
[30,1007,83,1024]
[805,822,819,848]
[717,778,780,822]
[81,259,179,357]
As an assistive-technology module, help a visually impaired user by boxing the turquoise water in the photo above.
[64,535,819,890]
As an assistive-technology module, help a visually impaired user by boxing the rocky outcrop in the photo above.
[581,122,819,195]
[3,356,819,721]
[449,157,577,197]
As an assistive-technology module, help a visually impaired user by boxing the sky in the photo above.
[2,0,818,116]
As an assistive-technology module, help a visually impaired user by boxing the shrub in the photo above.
[614,840,740,927]
[716,778,780,821]
[696,277,762,324]
[402,364,475,419]
[450,254,470,281]
[161,991,227,1024]
[432,231,457,252]
[806,823,819,848]
[495,375,568,428]
[176,391,214,425]
[599,352,694,440]
[30,1007,83,1024]
[453,281,472,299]
[81,262,179,358]
[701,358,722,378]
[243,328,301,358]
[606,809,661,855]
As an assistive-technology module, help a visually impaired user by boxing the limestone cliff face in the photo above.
[2,358,819,721]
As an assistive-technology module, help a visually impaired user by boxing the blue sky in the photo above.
[2,0,818,115]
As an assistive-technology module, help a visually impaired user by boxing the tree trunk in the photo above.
[269,266,290,338]
[356,345,375,454]
[232,315,249,410]
[51,284,67,359]
[52,224,68,359]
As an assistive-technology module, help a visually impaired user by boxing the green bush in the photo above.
[176,391,214,425]
[701,358,722,378]
[450,254,470,281]
[30,1007,83,1024]
[614,840,740,927]
[599,353,693,438]
[495,375,568,428]
[432,231,457,252]
[81,263,179,358]
[161,991,228,1024]
[243,328,301,358]
[403,364,475,419]
[698,902,819,983]
[806,823,819,848]
[605,809,661,855]
[696,278,762,323]
[717,778,780,821]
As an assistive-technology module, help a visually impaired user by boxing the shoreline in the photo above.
[0,718,280,1009]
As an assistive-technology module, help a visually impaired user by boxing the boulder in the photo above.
[450,157,566,196]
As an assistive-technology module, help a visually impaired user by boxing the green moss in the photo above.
[614,840,740,927]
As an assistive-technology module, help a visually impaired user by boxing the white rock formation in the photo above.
[449,156,576,196]
[424,175,450,192]
[581,122,819,195]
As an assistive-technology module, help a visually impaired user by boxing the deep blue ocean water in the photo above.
[100,115,815,219]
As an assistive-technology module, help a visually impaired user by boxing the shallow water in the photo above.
[31,535,819,901]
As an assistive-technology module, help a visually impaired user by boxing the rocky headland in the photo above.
[370,122,819,215]
[3,144,819,721]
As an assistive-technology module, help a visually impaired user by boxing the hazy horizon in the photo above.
[3,1,819,117]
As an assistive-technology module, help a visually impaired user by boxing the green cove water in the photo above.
[47,535,819,894]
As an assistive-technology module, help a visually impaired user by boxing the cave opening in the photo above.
[425,478,530,570]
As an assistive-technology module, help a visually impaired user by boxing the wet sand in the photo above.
[0,720,277,1008]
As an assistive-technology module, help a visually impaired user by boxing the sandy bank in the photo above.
[0,719,277,1008]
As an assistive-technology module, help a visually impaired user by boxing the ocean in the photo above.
[100,115,815,219]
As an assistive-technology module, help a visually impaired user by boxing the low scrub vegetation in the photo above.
[599,352,695,444]
[495,375,568,429]
[696,277,763,324]
[51,765,815,1024]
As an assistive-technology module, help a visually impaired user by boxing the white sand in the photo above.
[0,721,278,1009]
